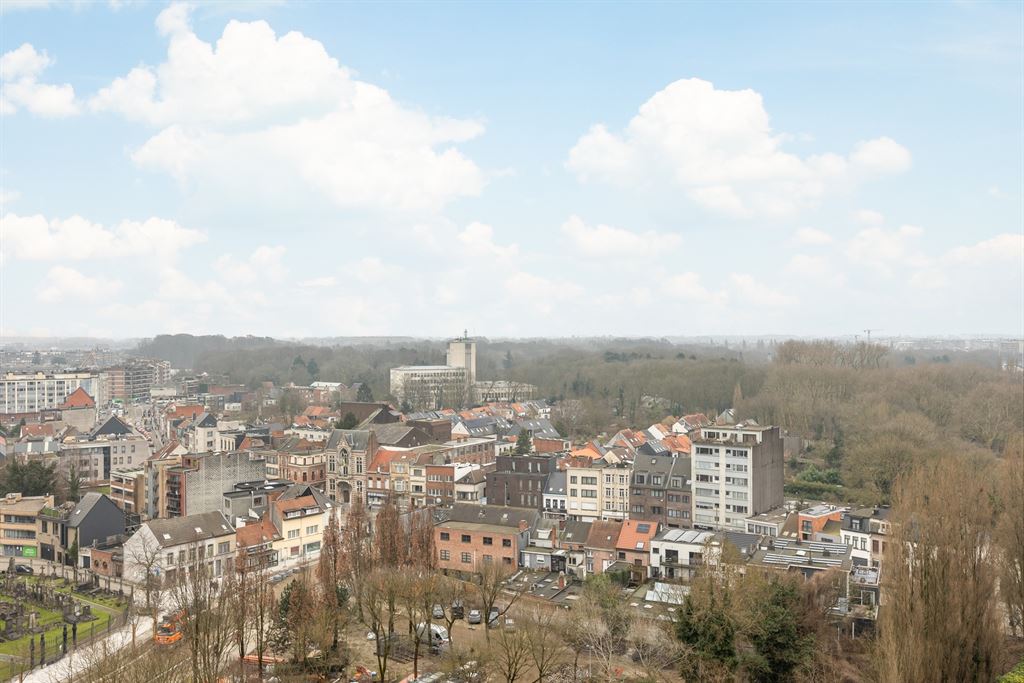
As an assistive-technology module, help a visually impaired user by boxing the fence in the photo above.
[4,610,128,681]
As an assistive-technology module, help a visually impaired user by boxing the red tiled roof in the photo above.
[586,520,622,550]
[59,387,95,409]
[22,423,56,437]
[236,516,280,547]
[616,519,658,552]
[276,495,319,513]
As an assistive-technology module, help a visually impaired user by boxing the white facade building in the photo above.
[1,372,103,414]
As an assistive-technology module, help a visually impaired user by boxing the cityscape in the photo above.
[1,2,1022,683]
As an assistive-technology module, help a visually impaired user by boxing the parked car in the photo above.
[487,607,500,628]
[503,617,515,631]
[432,604,445,620]
[450,601,465,619]
[467,609,482,625]
[14,564,33,575]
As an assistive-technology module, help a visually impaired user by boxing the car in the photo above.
[450,601,465,620]
[487,607,500,628]
[467,609,482,625]
[14,564,33,575]
[503,617,515,630]
[432,604,445,620]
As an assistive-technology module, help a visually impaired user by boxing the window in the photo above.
[581,489,597,498]
[306,525,319,535]
[483,554,493,563]
[483,537,493,546]
[569,475,578,484]
[502,539,512,548]
[166,553,174,565]
[461,534,471,543]
[440,550,450,561]
[439,531,450,541]
[461,552,472,564]
[288,529,300,539]
[502,557,512,565]
[217,541,230,555]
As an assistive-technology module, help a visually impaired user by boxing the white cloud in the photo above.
[0,188,20,205]
[456,222,519,260]
[946,233,1023,265]
[503,271,583,315]
[848,224,927,273]
[855,209,885,226]
[350,256,403,284]
[792,227,832,245]
[850,137,912,173]
[0,43,79,117]
[0,213,206,261]
[298,276,337,289]
[663,272,718,302]
[37,266,121,303]
[215,245,287,284]
[785,254,845,287]
[91,4,485,211]
[729,273,796,307]
[560,214,681,257]
[567,78,910,217]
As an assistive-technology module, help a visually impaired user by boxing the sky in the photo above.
[0,0,1022,340]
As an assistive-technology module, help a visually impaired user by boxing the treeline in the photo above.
[136,334,280,368]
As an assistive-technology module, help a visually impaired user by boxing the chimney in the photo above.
[518,520,529,532]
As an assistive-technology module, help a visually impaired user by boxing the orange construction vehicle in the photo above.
[154,609,186,645]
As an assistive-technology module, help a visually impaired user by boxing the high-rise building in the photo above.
[1,371,102,414]
[446,332,477,385]
[690,422,783,531]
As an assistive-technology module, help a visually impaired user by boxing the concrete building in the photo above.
[1,371,103,414]
[269,494,328,567]
[36,493,126,566]
[0,493,53,559]
[649,528,715,580]
[433,504,538,574]
[390,365,470,411]
[122,511,236,585]
[629,455,692,529]
[60,415,153,483]
[161,450,267,518]
[105,361,170,404]
[565,455,632,521]
[446,334,477,385]
[485,453,557,511]
[691,421,784,531]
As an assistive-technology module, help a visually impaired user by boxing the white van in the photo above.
[414,623,450,650]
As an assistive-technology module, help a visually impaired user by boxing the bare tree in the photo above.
[408,506,437,570]
[877,456,1003,683]
[166,543,232,682]
[627,618,683,682]
[474,560,526,643]
[491,622,530,683]
[359,567,403,682]
[522,606,569,683]
[224,551,251,670]
[318,511,346,651]
[341,494,374,623]
[996,440,1024,638]
[249,549,276,678]
[374,492,407,567]
[125,534,166,633]
[436,575,468,649]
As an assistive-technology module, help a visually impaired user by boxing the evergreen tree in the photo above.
[356,384,374,402]
[340,412,359,430]
[514,430,533,455]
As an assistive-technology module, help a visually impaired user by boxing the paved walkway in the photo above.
[19,619,153,683]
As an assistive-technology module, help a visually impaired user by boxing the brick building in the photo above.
[434,504,539,574]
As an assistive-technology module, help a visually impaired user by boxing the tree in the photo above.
[125,533,166,633]
[374,494,406,568]
[995,441,1024,638]
[356,383,374,402]
[224,554,251,670]
[877,456,1003,683]
[341,495,374,623]
[0,460,57,496]
[675,579,737,677]
[522,607,568,683]
[306,358,320,380]
[359,568,403,682]
[435,576,467,649]
[514,430,533,455]
[340,412,359,429]
[628,618,685,682]
[741,576,814,682]
[491,622,530,683]
[278,389,307,424]
[474,560,526,643]
[407,507,437,571]
[168,544,232,683]
[318,512,346,652]
[65,461,83,503]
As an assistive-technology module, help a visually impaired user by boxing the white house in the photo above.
[122,511,236,586]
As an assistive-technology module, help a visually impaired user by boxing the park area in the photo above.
[0,569,128,678]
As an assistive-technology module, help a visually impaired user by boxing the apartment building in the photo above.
[269,494,328,566]
[1,493,53,558]
[104,360,170,404]
[160,450,267,518]
[122,511,237,585]
[433,504,538,574]
[485,453,556,511]
[629,455,692,528]
[841,506,891,566]
[690,421,784,531]
[565,455,632,521]
[36,493,125,566]
[1,371,103,414]
[390,365,469,411]
[60,416,152,483]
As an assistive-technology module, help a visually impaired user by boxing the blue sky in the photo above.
[1,0,1021,339]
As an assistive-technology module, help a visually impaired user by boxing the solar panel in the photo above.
[636,523,651,533]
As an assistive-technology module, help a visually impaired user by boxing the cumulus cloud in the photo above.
[786,254,845,287]
[561,214,681,257]
[215,245,287,284]
[855,209,885,226]
[848,224,927,273]
[457,222,519,260]
[729,273,796,307]
[90,4,485,211]
[792,227,833,245]
[663,272,718,302]
[567,78,910,217]
[0,43,79,117]
[503,271,584,315]
[37,266,121,303]
[0,213,206,261]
